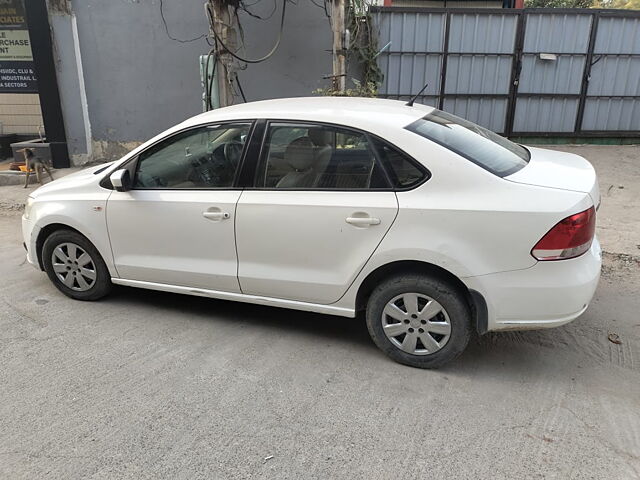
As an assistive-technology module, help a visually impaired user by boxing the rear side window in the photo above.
[371,138,428,189]
[255,123,390,190]
[405,109,529,177]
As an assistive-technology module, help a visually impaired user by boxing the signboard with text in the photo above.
[0,0,37,93]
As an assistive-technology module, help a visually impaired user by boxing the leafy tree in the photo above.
[527,0,640,6]
[598,0,640,8]
[526,0,593,8]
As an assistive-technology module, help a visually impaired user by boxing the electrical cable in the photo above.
[208,0,287,64]
[235,73,247,103]
[310,0,330,19]
[238,0,278,21]
[160,0,207,43]
[204,47,217,110]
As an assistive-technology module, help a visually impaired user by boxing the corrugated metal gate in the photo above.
[373,7,640,137]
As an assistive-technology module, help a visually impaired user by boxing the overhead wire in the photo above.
[203,0,291,105]
[207,0,288,64]
[238,0,278,21]
[310,0,330,17]
[204,47,218,110]
[235,73,248,103]
[160,0,207,43]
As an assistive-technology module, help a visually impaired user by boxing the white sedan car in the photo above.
[22,97,601,368]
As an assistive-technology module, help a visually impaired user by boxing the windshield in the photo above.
[405,109,530,177]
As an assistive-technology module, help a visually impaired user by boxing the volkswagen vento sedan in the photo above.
[22,97,601,368]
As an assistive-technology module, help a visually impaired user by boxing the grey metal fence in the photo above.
[373,7,640,137]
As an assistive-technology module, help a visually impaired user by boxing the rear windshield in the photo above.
[405,109,529,177]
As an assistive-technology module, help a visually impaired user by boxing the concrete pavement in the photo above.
[1,212,639,478]
[1,146,639,478]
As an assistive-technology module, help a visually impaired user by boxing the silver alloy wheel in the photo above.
[381,293,452,355]
[51,242,97,292]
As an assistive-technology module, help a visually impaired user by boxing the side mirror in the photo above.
[110,169,131,192]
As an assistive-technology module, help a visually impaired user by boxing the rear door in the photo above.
[235,121,399,305]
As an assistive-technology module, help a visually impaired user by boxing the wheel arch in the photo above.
[354,260,488,335]
[35,223,87,270]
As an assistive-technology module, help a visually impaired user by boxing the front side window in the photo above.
[256,123,390,190]
[405,109,529,177]
[134,123,251,189]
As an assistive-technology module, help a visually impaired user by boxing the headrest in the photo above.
[284,136,315,171]
[308,127,332,146]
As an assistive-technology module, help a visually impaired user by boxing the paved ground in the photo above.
[1,146,639,478]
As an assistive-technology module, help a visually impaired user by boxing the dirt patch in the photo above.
[0,200,23,214]
[602,251,640,282]
[0,185,28,215]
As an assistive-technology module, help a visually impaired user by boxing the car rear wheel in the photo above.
[366,274,471,368]
[42,230,112,301]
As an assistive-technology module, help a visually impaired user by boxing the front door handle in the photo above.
[202,211,230,221]
[346,216,381,227]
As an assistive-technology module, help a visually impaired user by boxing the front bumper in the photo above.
[464,237,602,332]
[22,214,40,269]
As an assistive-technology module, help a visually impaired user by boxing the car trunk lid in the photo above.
[506,146,600,208]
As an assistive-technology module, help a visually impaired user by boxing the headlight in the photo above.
[24,196,34,219]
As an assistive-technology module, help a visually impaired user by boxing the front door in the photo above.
[106,122,252,292]
[236,122,399,304]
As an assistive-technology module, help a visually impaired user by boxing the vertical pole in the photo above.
[211,1,236,107]
[438,12,451,110]
[331,0,346,92]
[24,0,70,168]
[505,11,525,136]
[574,12,599,134]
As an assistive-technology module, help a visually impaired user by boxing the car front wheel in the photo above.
[42,229,112,301]
[366,274,471,368]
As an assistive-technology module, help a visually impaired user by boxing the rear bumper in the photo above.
[464,237,601,332]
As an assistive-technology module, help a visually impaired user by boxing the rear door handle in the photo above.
[202,211,230,221]
[346,216,381,226]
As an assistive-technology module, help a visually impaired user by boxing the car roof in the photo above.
[182,97,436,133]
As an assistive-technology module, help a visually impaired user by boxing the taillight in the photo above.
[532,207,596,261]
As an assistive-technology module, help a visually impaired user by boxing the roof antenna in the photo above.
[405,83,429,107]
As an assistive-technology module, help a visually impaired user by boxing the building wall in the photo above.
[0,93,42,135]
[0,0,43,138]
[50,0,332,164]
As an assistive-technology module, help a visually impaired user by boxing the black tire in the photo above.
[366,274,471,369]
[42,229,112,301]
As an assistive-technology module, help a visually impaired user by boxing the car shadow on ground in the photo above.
[110,284,375,349]
[108,284,584,377]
